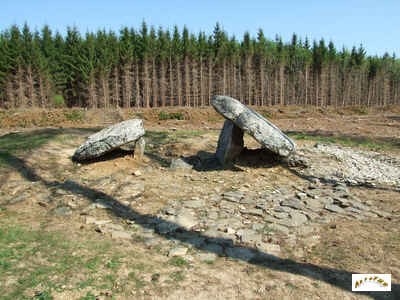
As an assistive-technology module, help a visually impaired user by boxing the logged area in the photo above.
[0,106,399,299]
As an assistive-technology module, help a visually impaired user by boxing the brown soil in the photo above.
[0,106,399,299]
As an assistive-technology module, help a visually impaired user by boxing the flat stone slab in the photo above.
[212,95,295,157]
[73,119,145,161]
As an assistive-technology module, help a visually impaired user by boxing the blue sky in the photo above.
[1,0,399,56]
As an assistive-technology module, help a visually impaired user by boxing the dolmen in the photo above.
[72,119,145,162]
[211,95,296,165]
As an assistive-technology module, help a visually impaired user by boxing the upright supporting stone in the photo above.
[133,136,145,160]
[216,120,244,165]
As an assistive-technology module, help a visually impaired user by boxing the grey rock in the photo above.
[255,202,271,211]
[251,223,265,232]
[344,207,363,214]
[210,218,242,231]
[240,208,264,217]
[183,199,205,209]
[273,205,293,213]
[319,197,334,205]
[164,207,177,215]
[98,223,125,233]
[270,211,290,219]
[296,192,308,200]
[197,252,217,263]
[333,183,348,193]
[324,204,345,213]
[349,200,370,211]
[8,194,27,204]
[113,182,144,201]
[239,197,256,205]
[168,246,188,257]
[236,229,262,244]
[267,223,290,234]
[134,136,146,160]
[280,198,304,210]
[289,211,308,225]
[73,119,145,161]
[54,206,72,216]
[211,95,295,157]
[275,211,307,227]
[222,191,245,203]
[144,237,162,247]
[333,197,351,208]
[304,197,323,207]
[301,210,320,220]
[215,120,244,165]
[362,211,379,218]
[170,158,193,170]
[174,211,199,230]
[111,230,132,240]
[373,210,391,218]
[256,243,281,256]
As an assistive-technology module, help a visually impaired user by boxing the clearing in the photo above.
[0,106,399,299]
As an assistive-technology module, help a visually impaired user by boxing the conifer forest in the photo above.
[1,22,400,109]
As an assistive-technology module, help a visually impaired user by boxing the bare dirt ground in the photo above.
[0,106,399,299]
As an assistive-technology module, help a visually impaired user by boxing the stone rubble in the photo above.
[295,143,400,187]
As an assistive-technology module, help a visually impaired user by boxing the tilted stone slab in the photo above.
[216,120,244,165]
[212,95,295,157]
[72,119,145,161]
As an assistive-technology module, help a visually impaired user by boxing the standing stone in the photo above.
[119,136,145,161]
[134,136,146,160]
[212,95,295,157]
[72,119,145,162]
[216,120,244,165]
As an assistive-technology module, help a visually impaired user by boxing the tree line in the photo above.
[0,22,399,109]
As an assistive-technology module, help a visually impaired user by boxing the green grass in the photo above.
[288,132,399,151]
[0,131,57,154]
[158,111,184,120]
[0,220,135,299]
[64,110,84,122]
[169,271,185,282]
[168,257,189,267]
[0,130,61,167]
[79,292,96,300]
[53,95,65,108]
[145,130,205,147]
[128,272,146,289]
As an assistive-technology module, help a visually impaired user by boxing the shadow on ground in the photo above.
[2,153,398,300]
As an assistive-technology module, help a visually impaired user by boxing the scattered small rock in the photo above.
[54,206,72,216]
[324,204,345,214]
[170,158,193,170]
[168,246,188,257]
[111,230,132,240]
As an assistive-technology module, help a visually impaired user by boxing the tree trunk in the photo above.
[176,60,182,106]
[26,65,37,107]
[151,58,158,107]
[160,60,166,107]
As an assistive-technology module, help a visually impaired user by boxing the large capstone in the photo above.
[212,95,295,158]
[72,119,145,162]
[216,120,244,165]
